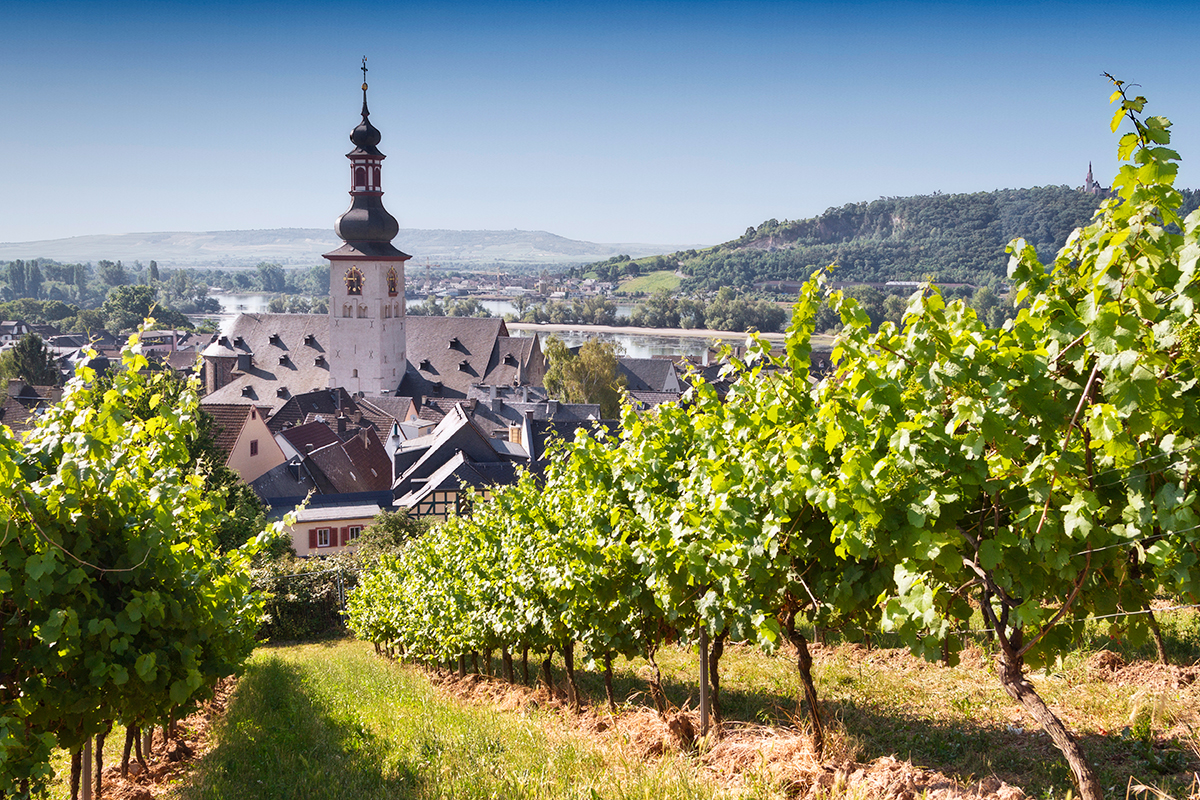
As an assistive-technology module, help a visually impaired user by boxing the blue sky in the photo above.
[2,0,1197,247]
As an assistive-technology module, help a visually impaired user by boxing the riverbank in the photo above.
[507,321,808,346]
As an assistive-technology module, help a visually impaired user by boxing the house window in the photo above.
[317,528,331,547]
[249,439,258,456]
[348,526,361,543]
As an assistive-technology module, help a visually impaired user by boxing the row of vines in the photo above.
[0,339,278,798]
[348,83,1200,800]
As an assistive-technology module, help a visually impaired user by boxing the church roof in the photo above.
[398,317,511,400]
[322,241,411,260]
[481,335,538,386]
[200,314,331,415]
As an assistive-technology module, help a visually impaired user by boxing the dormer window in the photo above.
[419,358,432,371]
[304,334,316,346]
[457,360,469,372]
[276,387,289,398]
[315,355,327,367]
[240,386,254,397]
[269,333,281,346]
[278,355,289,365]
[233,336,245,347]
[448,336,460,350]
[504,353,518,365]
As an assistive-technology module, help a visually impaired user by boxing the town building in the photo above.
[199,70,550,519]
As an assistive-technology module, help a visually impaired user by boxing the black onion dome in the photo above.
[335,196,399,242]
[350,100,383,155]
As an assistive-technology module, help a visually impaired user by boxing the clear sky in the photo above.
[2,0,1197,247]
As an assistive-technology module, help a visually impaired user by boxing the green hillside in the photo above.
[669,186,1200,290]
[615,269,681,295]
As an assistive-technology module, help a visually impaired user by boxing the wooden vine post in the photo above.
[698,625,710,738]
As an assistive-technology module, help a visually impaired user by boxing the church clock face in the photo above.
[344,266,364,295]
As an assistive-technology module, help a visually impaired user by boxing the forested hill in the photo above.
[676,185,1200,290]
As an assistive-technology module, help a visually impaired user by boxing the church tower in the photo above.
[324,59,411,397]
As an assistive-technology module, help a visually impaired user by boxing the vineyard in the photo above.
[0,337,282,799]
[346,82,1200,800]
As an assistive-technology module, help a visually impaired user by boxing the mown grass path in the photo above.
[173,640,718,800]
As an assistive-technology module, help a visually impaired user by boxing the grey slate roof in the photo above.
[398,317,509,400]
[392,404,515,495]
[628,390,681,409]
[463,390,600,439]
[394,451,519,511]
[618,357,679,393]
[200,314,330,414]
[251,459,319,500]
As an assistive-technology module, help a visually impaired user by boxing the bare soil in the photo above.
[425,668,1029,800]
[97,678,233,799]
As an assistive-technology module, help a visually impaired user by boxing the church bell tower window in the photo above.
[387,267,398,296]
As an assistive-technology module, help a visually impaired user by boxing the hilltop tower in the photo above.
[324,59,411,396]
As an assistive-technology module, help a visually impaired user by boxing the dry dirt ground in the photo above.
[425,669,1030,800]
[93,679,232,800]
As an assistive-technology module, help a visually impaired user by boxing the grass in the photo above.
[45,610,1200,799]
[170,640,723,800]
[615,270,681,296]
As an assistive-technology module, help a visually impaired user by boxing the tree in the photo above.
[7,260,26,298]
[97,259,128,288]
[102,285,190,333]
[355,509,426,567]
[148,260,160,283]
[543,335,625,418]
[256,262,286,293]
[26,262,43,300]
[0,333,60,385]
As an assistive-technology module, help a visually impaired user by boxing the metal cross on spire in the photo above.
[361,56,368,94]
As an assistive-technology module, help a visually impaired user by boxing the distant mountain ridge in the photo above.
[0,228,698,268]
[676,185,1200,290]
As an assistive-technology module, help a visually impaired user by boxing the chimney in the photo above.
[337,414,347,437]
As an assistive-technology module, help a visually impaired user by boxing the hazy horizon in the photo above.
[3,0,1198,246]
